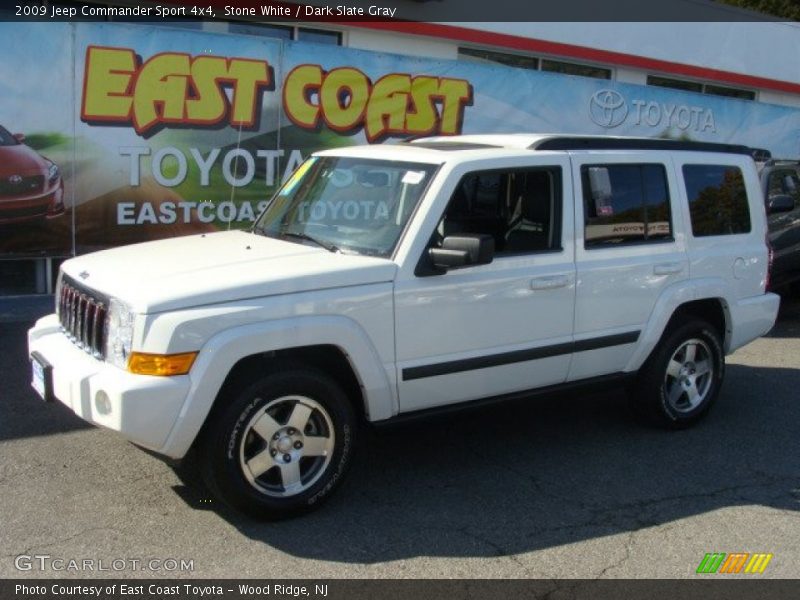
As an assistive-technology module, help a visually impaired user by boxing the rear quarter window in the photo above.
[682,164,751,237]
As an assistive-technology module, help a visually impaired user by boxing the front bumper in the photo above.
[0,184,64,224]
[28,314,190,453]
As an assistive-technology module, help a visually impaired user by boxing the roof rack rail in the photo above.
[407,141,502,151]
[530,136,756,156]
[763,158,800,167]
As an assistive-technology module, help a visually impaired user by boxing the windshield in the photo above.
[0,126,19,146]
[254,156,438,257]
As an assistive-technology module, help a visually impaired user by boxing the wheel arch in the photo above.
[208,345,367,425]
[158,316,396,459]
[626,279,733,373]
[666,298,729,346]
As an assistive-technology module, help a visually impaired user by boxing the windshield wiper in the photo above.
[282,231,340,253]
[251,225,276,238]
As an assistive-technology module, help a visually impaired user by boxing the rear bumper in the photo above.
[27,314,190,453]
[727,292,781,352]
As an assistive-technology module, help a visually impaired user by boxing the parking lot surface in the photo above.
[1,296,799,579]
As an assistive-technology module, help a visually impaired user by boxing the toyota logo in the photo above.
[589,89,628,128]
[8,175,22,185]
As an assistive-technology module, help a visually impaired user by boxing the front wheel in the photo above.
[632,318,725,428]
[198,366,357,519]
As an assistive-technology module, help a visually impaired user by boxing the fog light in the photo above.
[128,351,198,376]
[95,391,112,415]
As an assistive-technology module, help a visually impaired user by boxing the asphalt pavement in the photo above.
[1,295,798,579]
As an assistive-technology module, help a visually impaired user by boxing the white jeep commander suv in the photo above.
[29,135,780,518]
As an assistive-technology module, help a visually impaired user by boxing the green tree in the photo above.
[716,0,800,20]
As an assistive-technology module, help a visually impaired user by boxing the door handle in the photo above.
[530,275,570,290]
[653,262,684,276]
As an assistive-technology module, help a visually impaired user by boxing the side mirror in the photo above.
[12,133,25,143]
[429,234,495,271]
[767,194,795,214]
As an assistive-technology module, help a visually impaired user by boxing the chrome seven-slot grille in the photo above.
[58,277,108,359]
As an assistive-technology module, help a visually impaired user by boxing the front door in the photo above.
[394,156,576,413]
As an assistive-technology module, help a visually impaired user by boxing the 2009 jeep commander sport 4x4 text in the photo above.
[29,135,780,518]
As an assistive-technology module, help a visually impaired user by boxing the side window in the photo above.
[435,168,562,255]
[767,169,800,204]
[683,165,751,236]
[582,164,672,247]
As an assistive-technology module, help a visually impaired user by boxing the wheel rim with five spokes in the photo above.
[238,395,335,498]
[663,338,714,414]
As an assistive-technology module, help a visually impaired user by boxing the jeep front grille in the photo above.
[58,278,107,359]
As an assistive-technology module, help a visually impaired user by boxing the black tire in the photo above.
[632,318,725,428]
[198,365,357,519]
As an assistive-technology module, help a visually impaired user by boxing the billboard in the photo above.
[1,21,798,257]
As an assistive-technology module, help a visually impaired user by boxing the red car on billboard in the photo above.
[0,125,64,224]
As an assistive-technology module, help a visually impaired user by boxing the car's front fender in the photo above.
[159,314,396,459]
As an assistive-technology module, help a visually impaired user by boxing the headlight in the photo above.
[105,298,135,369]
[47,163,59,184]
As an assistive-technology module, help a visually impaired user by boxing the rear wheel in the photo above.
[199,366,356,519]
[633,318,724,428]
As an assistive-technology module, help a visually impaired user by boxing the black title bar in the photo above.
[5,579,800,600]
[1,0,783,22]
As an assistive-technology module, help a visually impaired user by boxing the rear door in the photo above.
[570,151,688,381]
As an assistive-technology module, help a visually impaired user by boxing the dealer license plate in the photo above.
[30,352,53,402]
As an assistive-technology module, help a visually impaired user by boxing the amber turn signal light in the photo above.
[127,351,198,376]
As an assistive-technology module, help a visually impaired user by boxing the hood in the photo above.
[61,230,397,313]
[0,144,49,175]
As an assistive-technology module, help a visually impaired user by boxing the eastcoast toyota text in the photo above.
[16,585,225,597]
[16,584,318,597]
